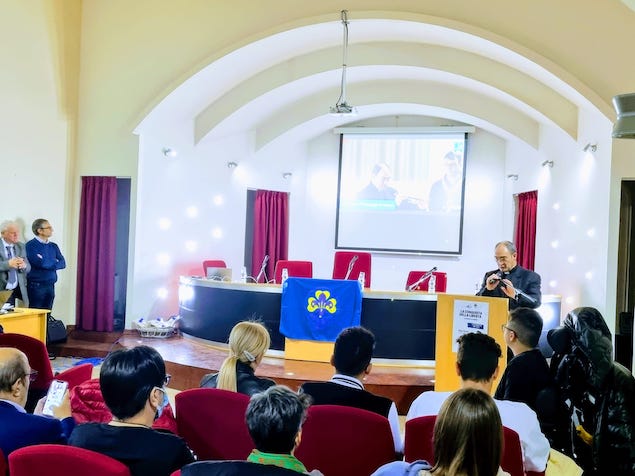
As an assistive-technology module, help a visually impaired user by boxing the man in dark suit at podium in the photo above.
[477,240,541,310]
[299,326,402,453]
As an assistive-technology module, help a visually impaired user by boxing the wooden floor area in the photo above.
[51,329,435,414]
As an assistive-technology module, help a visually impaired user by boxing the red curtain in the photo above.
[76,177,117,331]
[514,190,538,270]
[251,190,289,283]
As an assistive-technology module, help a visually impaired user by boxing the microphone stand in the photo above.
[255,256,269,283]
[408,267,437,292]
[344,256,358,280]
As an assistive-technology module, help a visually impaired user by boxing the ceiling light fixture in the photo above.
[612,93,635,138]
[329,10,356,116]
[583,143,597,153]
[541,160,554,168]
[227,161,238,169]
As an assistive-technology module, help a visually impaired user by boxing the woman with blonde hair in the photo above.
[372,388,510,476]
[200,321,275,396]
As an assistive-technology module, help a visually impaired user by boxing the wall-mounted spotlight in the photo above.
[282,172,293,180]
[541,160,554,168]
[583,143,597,153]
[506,174,519,181]
[227,161,238,169]
[162,147,177,158]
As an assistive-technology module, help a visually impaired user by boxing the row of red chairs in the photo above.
[204,253,448,291]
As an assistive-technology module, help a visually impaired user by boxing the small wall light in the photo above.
[506,174,519,181]
[282,172,293,179]
[227,161,238,169]
[162,147,177,158]
[583,143,597,153]
[541,160,554,168]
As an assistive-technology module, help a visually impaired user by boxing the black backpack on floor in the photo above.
[47,315,67,344]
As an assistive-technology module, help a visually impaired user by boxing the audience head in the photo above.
[0,220,20,244]
[0,347,32,407]
[99,345,169,421]
[456,332,502,384]
[505,307,543,349]
[433,388,503,476]
[246,385,311,454]
[494,240,517,272]
[217,320,271,392]
[332,326,375,377]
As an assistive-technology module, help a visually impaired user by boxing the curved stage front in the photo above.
[178,277,438,361]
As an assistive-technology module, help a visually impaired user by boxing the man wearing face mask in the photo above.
[476,241,542,310]
[68,346,194,476]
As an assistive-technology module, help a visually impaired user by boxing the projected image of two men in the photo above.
[335,132,467,254]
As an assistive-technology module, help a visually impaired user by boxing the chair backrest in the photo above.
[332,251,372,288]
[273,260,313,284]
[8,444,131,476]
[56,362,94,390]
[294,405,395,476]
[175,388,253,460]
[0,333,54,390]
[70,378,178,433]
[405,271,448,292]
[404,415,436,463]
[405,417,533,476]
[181,461,301,476]
[203,260,228,275]
[0,446,6,476]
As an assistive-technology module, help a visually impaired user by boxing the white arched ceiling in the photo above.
[136,17,597,151]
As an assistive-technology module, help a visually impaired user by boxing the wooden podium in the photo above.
[434,294,509,392]
[0,308,48,342]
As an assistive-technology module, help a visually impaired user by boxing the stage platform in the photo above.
[51,329,435,414]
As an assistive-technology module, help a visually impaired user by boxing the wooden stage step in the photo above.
[51,330,434,414]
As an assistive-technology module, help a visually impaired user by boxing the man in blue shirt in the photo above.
[25,219,66,314]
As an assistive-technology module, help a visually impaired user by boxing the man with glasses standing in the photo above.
[25,218,66,314]
[0,220,30,307]
[0,347,74,456]
[476,240,541,310]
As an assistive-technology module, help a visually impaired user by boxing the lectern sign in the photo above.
[452,300,490,352]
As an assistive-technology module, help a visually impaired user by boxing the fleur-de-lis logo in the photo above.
[307,290,337,318]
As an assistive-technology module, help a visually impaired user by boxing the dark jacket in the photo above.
[477,265,541,309]
[182,461,300,476]
[562,307,635,475]
[200,361,275,397]
[299,381,393,418]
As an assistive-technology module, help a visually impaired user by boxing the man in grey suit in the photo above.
[0,221,30,307]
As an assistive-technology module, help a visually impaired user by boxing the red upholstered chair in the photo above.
[0,446,6,476]
[175,388,253,460]
[405,271,448,292]
[70,378,178,434]
[332,251,372,288]
[56,362,94,390]
[273,260,313,284]
[0,333,54,411]
[202,260,227,275]
[294,405,396,476]
[502,426,547,476]
[8,444,131,476]
[403,415,436,463]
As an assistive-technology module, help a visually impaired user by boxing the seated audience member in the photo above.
[200,321,275,396]
[246,385,322,475]
[374,388,510,476]
[407,333,548,473]
[552,307,635,475]
[495,307,551,412]
[299,326,402,453]
[0,347,74,456]
[68,345,194,476]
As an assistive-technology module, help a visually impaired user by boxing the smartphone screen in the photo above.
[43,380,68,416]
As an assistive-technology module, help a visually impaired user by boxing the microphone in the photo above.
[408,267,438,292]
[344,255,359,280]
[255,255,269,283]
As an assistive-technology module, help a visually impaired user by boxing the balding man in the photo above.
[0,347,74,456]
[477,240,541,310]
[0,221,31,307]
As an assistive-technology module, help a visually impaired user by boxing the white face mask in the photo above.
[154,387,169,419]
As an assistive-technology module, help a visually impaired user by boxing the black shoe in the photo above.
[48,352,56,360]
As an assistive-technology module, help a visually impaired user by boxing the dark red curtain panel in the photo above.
[76,176,117,331]
[514,190,538,270]
[251,190,289,283]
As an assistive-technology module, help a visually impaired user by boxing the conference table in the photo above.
[0,307,48,342]
[178,277,561,363]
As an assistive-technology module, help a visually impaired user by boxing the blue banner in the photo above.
[279,277,363,342]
